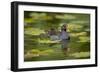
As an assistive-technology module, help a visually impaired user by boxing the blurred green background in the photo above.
[24,11,90,61]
